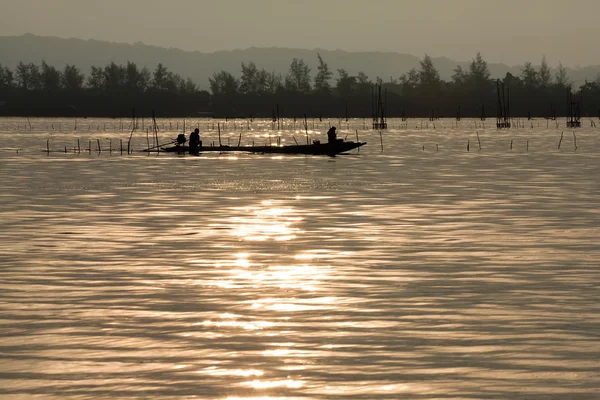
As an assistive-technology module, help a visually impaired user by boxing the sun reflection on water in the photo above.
[229,202,301,241]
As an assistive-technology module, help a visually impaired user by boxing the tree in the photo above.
[538,55,551,89]
[354,71,372,95]
[335,68,357,97]
[62,64,84,91]
[151,63,171,91]
[0,64,14,91]
[284,58,311,93]
[239,62,266,94]
[554,62,571,89]
[103,62,125,92]
[399,68,419,95]
[209,70,239,95]
[27,63,42,91]
[451,65,467,86]
[468,52,491,89]
[40,61,62,91]
[418,54,441,89]
[520,62,538,90]
[265,71,283,94]
[165,73,184,93]
[124,61,150,92]
[87,66,105,90]
[15,62,30,90]
[314,53,332,95]
[179,78,198,94]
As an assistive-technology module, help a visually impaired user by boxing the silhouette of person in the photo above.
[176,132,187,147]
[327,126,337,144]
[189,128,201,153]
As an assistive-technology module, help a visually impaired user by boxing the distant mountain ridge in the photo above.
[1,34,599,90]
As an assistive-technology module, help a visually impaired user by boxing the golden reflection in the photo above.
[198,367,264,377]
[224,397,300,400]
[229,202,301,241]
[196,319,275,331]
[242,379,304,389]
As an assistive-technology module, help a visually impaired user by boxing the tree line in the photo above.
[0,61,210,117]
[209,53,600,118]
[1,55,600,118]
[0,61,205,94]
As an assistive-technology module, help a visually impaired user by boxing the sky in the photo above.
[1,0,599,67]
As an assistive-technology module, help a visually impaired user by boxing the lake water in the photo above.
[1,117,599,399]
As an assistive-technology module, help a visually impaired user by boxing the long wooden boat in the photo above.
[161,140,366,155]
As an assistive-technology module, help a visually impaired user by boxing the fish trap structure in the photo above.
[496,79,511,128]
[566,89,581,128]
[371,83,387,130]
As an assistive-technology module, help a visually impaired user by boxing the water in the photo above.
[1,118,599,399]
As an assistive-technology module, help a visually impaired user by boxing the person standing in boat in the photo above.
[189,128,201,153]
[327,126,337,144]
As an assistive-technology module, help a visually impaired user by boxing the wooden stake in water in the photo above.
[218,122,222,146]
[128,108,136,154]
[573,131,577,150]
[379,130,384,152]
[526,140,529,152]
[97,139,101,153]
[46,139,49,155]
[304,114,309,145]
[476,131,482,151]
[152,110,160,153]
[558,132,563,150]
[467,140,470,152]
[77,139,81,153]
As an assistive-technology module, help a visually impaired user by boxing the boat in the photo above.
[161,140,366,156]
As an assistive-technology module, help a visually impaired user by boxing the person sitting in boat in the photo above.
[189,128,201,152]
[176,133,187,147]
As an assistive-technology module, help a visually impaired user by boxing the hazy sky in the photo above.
[1,0,599,66]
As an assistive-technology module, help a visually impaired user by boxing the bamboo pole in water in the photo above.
[558,132,563,150]
[304,114,309,145]
[152,110,160,153]
[128,108,136,154]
